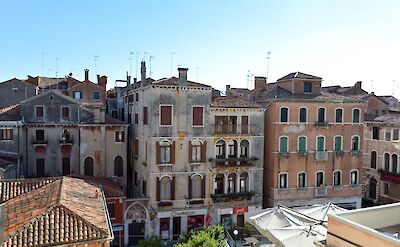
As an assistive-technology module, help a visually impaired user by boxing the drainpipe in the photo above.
[78,106,81,175]
[24,122,28,178]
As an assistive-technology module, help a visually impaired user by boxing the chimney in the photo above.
[254,76,267,90]
[97,74,100,83]
[84,69,89,81]
[355,81,362,90]
[226,85,231,96]
[141,61,146,86]
[95,189,100,199]
[98,76,108,89]
[177,68,188,85]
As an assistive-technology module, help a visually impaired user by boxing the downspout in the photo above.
[291,79,294,94]
[78,106,81,175]
[25,120,28,178]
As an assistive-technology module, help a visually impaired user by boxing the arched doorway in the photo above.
[369,178,377,200]
[125,202,148,246]
[84,157,94,176]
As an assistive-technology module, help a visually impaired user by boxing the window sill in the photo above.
[158,163,173,167]
[158,201,173,207]
[189,199,204,205]
[333,185,343,191]
[297,187,308,192]
[190,162,203,165]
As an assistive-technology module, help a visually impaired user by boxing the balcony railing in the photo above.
[334,150,344,156]
[315,151,328,161]
[209,156,258,167]
[31,139,48,145]
[297,151,308,157]
[59,138,73,145]
[210,191,255,203]
[213,124,255,135]
[351,150,362,156]
[315,186,327,197]
[379,169,400,184]
[315,121,328,127]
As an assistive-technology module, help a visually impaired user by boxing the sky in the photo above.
[1,1,400,97]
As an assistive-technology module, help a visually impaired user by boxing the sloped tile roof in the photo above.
[0,105,21,121]
[152,77,211,88]
[67,174,125,198]
[80,115,127,125]
[0,177,113,247]
[212,96,264,108]
[277,72,322,81]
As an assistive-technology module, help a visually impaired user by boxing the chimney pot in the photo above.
[226,85,231,96]
[95,189,100,199]
[177,68,188,85]
[84,69,89,81]
[97,74,100,83]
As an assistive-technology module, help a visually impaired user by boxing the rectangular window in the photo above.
[143,180,147,196]
[160,145,171,163]
[73,91,82,99]
[135,92,139,102]
[134,138,139,156]
[280,108,288,122]
[192,144,202,162]
[115,131,125,142]
[61,106,70,119]
[372,127,380,140]
[107,203,116,219]
[192,106,204,126]
[241,116,249,134]
[299,108,307,123]
[334,136,342,151]
[62,157,70,176]
[93,91,100,99]
[37,159,45,177]
[383,182,389,195]
[298,173,306,188]
[298,137,306,152]
[36,106,44,118]
[36,130,45,141]
[385,130,391,141]
[0,129,13,140]
[134,113,139,125]
[160,105,172,126]
[280,137,288,153]
[173,217,181,241]
[304,81,312,93]
[143,107,148,125]
[393,129,399,141]
[335,109,343,123]
[317,108,325,123]
[279,174,288,188]
[160,218,170,239]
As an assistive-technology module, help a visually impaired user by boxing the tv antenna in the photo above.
[170,52,176,77]
[149,55,155,77]
[41,52,47,77]
[196,66,200,82]
[266,51,271,80]
[143,51,148,61]
[247,70,254,89]
[94,55,99,75]
[55,57,62,78]
[135,52,141,79]
[129,52,134,77]
[392,80,395,96]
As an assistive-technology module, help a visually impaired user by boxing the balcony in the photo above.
[351,150,362,156]
[315,151,328,161]
[297,151,308,157]
[209,156,258,167]
[315,186,327,197]
[379,169,400,184]
[334,150,344,156]
[213,124,254,135]
[31,139,48,146]
[59,138,73,145]
[270,185,362,201]
[210,191,255,203]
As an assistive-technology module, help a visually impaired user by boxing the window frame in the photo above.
[159,176,172,201]
[159,104,173,127]
[192,106,204,127]
[280,107,289,123]
[115,130,125,143]
[350,169,359,185]
[278,172,288,189]
[334,135,343,152]
[297,136,307,152]
[60,106,70,120]
[351,135,360,151]
[352,108,361,123]
[297,171,307,188]
[0,128,13,141]
[299,107,308,123]
[335,108,344,123]
[35,105,45,118]
[317,107,326,123]
[303,81,312,94]
[333,170,342,186]
[315,171,325,187]
[371,150,377,169]
[279,136,289,153]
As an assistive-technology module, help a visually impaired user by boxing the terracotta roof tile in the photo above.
[152,77,211,88]
[0,105,21,121]
[277,71,322,81]
[67,174,125,198]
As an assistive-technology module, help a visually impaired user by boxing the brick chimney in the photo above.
[254,76,267,90]
[355,81,362,90]
[177,68,188,85]
[141,61,146,86]
[84,69,89,81]
[98,76,107,89]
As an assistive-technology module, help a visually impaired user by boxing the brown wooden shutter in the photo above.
[143,106,148,125]
[201,141,207,163]
[156,177,160,201]
[156,141,160,164]
[241,116,249,134]
[171,141,176,164]
[161,106,172,125]
[171,176,175,200]
[188,141,192,163]
[201,175,206,198]
[188,176,192,199]
[192,107,203,126]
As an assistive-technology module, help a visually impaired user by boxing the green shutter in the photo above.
[317,137,325,151]
[298,137,306,152]
[280,137,288,152]
[334,136,342,151]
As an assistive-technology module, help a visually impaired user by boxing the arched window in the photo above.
[240,140,249,158]
[228,173,236,193]
[352,109,360,123]
[239,172,249,193]
[351,136,360,151]
[392,154,398,173]
[316,171,324,187]
[371,151,377,169]
[297,172,306,188]
[280,107,289,123]
[279,173,288,189]
[215,174,225,194]
[160,176,171,200]
[369,178,377,199]
[333,171,342,186]
[191,175,202,198]
[299,108,307,123]
[216,140,226,159]
[316,136,325,151]
[350,170,359,185]
[84,157,94,176]
[279,136,288,153]
[335,108,343,123]
[298,136,307,152]
[191,140,202,163]
[334,136,343,151]
[317,108,326,123]
[384,153,390,171]
[228,140,238,158]
[159,140,171,164]
[114,155,123,177]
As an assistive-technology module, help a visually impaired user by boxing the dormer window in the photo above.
[36,106,44,118]
[73,91,82,99]
[304,81,312,94]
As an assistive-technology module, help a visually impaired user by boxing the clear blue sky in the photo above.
[1,0,400,96]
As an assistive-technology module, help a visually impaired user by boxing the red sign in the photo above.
[233,207,248,215]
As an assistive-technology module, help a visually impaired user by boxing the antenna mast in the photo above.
[266,51,271,80]
[94,55,99,75]
[41,52,46,77]
[170,52,176,77]
[196,66,200,82]
[129,52,133,77]
[149,55,155,77]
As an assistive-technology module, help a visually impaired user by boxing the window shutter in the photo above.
[201,141,207,162]
[241,116,249,134]
[156,141,160,164]
[156,177,160,201]
[201,175,206,198]
[188,141,192,163]
[171,176,175,200]
[171,141,176,164]
[143,107,148,125]
[188,176,192,199]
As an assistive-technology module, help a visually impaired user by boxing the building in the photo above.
[0,176,114,246]
[260,72,365,209]
[0,78,36,108]
[326,202,400,246]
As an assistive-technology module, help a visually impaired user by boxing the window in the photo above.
[159,218,170,239]
[335,109,343,123]
[62,157,70,176]
[371,151,377,169]
[228,140,238,158]
[334,136,343,151]
[351,136,360,151]
[333,171,342,186]
[134,138,139,157]
[392,154,398,173]
[384,153,390,171]
[316,136,325,151]
[191,175,203,198]
[36,159,45,177]
[279,136,288,153]
[350,170,359,185]
[192,106,204,126]
[160,105,172,126]
[372,127,380,140]
[383,182,389,195]
[36,130,45,141]
[239,172,249,192]
[227,173,236,193]
[84,157,94,176]
[216,140,226,159]
[352,109,360,123]
[93,91,100,99]
[298,136,307,152]
[191,140,202,163]
[134,113,139,125]
[115,131,124,142]
[241,116,249,134]
[298,172,306,188]
[73,91,82,99]
[61,106,70,119]
[393,129,399,141]
[316,171,324,187]
[215,174,225,194]
[114,155,123,177]
[317,108,325,123]
[160,177,171,200]
[299,108,307,123]
[279,173,288,189]
[36,106,44,118]
[0,129,13,141]
[135,92,139,102]
[304,81,312,93]
[107,203,115,219]
[143,107,148,125]
[280,107,289,123]
[159,141,171,164]
[385,130,391,141]
[240,140,249,158]
[142,180,147,196]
